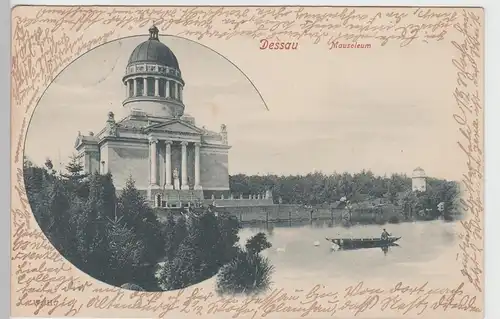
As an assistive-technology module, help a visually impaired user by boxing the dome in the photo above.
[122,25,185,118]
[127,25,180,70]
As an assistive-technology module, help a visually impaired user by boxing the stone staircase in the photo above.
[162,189,204,204]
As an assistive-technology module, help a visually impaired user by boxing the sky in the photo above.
[25,34,461,180]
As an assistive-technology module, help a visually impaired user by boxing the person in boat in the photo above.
[381,228,391,240]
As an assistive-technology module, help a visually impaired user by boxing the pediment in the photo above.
[147,120,203,135]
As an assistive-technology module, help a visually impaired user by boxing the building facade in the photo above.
[74,26,231,207]
[411,167,427,192]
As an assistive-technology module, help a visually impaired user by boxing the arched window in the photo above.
[128,79,134,97]
[136,79,144,96]
[147,77,155,96]
[169,81,176,99]
[159,79,166,97]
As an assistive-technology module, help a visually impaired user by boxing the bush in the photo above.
[157,235,202,291]
[388,215,400,224]
[216,249,274,296]
[156,211,241,291]
[216,232,274,296]
[245,232,272,254]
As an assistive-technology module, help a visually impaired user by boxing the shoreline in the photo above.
[238,215,459,227]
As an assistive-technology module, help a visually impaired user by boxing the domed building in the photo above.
[74,26,231,207]
[411,167,427,192]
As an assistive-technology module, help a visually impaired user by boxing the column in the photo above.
[181,141,189,190]
[164,140,173,189]
[166,80,170,98]
[194,142,202,190]
[133,78,137,96]
[126,81,130,97]
[155,78,159,96]
[149,137,158,186]
[174,82,178,99]
[179,86,183,101]
[143,77,148,96]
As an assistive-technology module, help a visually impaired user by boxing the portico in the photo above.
[148,137,202,191]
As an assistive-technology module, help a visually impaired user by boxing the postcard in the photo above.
[11,5,484,318]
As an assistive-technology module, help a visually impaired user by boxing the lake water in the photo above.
[186,219,470,319]
[238,220,461,287]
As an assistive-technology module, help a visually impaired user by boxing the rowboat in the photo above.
[325,236,401,249]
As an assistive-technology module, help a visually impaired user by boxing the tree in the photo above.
[216,214,240,265]
[188,212,220,276]
[400,190,418,219]
[75,174,115,279]
[24,164,51,225]
[25,156,205,290]
[245,232,271,255]
[228,172,417,207]
[87,172,116,222]
[62,153,87,181]
[23,161,78,258]
[117,177,165,265]
[157,234,202,291]
[172,216,188,255]
[216,233,274,295]
[156,209,241,291]
[46,178,73,254]
[60,154,90,198]
[162,213,177,261]
[106,216,145,285]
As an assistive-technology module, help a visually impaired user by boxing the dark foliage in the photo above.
[118,178,166,265]
[162,214,178,261]
[156,212,241,291]
[230,172,461,220]
[245,232,272,254]
[61,153,89,181]
[216,233,274,295]
[23,158,165,289]
[24,155,269,293]
[229,171,411,205]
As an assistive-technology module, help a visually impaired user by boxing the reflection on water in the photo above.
[330,243,399,255]
[238,220,458,285]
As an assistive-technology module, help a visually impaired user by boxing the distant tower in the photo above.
[412,167,427,192]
